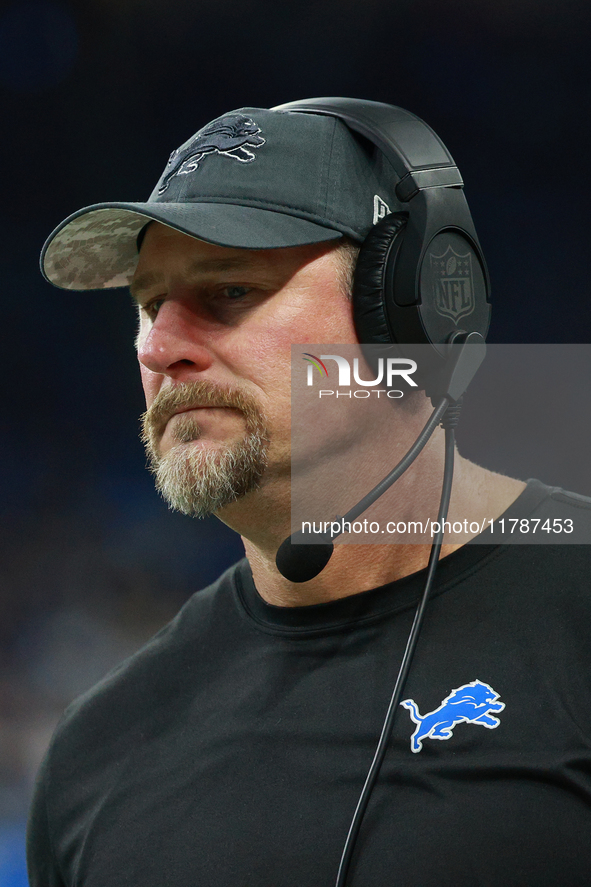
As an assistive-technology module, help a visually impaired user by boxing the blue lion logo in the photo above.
[401,680,505,753]
[158,114,265,194]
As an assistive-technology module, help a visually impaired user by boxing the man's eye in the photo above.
[144,298,164,319]
[223,285,251,300]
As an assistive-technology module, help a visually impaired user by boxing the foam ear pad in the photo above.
[352,213,407,345]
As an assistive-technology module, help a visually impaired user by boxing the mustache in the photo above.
[140,380,263,444]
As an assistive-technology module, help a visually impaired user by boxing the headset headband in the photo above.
[273,97,491,382]
[272,97,464,201]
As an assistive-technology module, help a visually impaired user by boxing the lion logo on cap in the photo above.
[157,114,266,194]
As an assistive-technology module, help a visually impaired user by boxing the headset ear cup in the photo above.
[353,213,407,345]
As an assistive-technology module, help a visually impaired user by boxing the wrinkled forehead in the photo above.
[130,223,344,301]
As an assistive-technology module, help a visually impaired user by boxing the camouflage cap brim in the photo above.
[41,202,345,291]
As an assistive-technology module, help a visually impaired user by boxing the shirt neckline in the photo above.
[234,478,553,637]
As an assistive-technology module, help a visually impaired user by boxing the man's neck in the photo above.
[237,458,526,608]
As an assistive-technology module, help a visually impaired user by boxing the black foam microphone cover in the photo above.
[275,531,334,582]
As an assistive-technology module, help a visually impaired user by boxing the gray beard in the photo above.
[140,381,270,518]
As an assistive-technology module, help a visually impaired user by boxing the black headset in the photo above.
[274,97,491,388]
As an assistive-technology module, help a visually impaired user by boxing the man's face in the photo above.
[133,222,357,517]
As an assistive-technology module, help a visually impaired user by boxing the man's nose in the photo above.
[137,299,213,378]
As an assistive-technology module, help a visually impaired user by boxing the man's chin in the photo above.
[161,435,240,457]
[141,384,271,518]
[148,433,269,519]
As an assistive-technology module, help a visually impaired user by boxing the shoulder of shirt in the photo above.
[481,478,591,530]
[546,485,591,511]
[528,478,591,516]
[486,478,591,548]
[46,559,246,758]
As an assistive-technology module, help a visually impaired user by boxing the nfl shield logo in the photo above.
[430,246,475,322]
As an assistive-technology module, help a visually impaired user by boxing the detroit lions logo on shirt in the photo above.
[401,680,505,753]
[158,114,266,194]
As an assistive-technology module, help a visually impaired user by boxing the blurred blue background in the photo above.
[2,0,591,881]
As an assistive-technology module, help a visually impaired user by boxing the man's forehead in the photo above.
[130,225,273,299]
[130,256,262,300]
[130,225,339,301]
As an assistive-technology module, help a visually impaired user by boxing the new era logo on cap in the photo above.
[373,194,391,225]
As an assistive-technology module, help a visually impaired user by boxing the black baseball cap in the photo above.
[41,105,402,290]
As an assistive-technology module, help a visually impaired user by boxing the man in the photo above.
[28,102,591,886]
